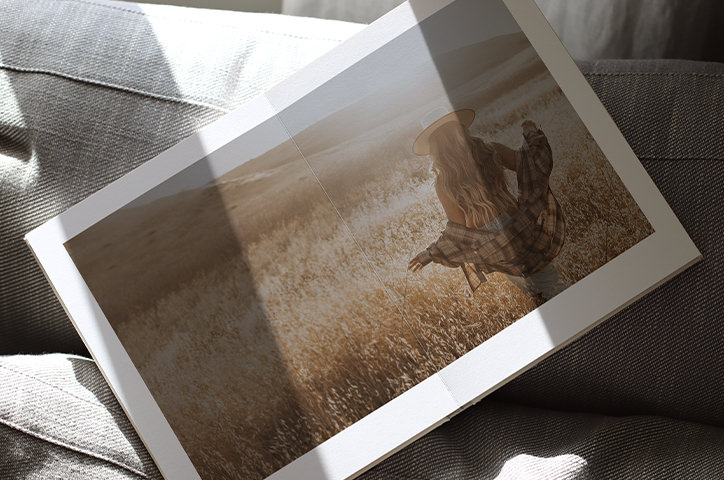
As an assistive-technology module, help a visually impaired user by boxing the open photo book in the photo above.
[25,0,701,479]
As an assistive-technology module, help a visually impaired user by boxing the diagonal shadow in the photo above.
[61,119,328,479]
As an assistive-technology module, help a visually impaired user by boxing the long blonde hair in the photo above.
[429,122,517,227]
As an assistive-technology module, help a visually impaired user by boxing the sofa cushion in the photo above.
[0,354,161,479]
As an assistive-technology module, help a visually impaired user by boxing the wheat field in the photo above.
[66,39,653,479]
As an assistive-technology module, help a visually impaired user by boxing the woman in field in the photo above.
[407,107,567,301]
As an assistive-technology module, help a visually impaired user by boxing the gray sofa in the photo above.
[1,0,723,479]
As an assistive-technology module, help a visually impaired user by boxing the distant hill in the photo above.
[292,32,530,156]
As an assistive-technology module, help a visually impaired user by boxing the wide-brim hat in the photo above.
[412,107,475,156]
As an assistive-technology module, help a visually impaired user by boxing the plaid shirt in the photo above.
[416,126,566,291]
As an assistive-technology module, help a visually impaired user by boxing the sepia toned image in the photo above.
[65,0,653,478]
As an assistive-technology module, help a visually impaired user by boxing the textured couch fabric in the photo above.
[0,354,162,480]
[1,0,723,479]
[283,0,724,62]
[2,354,724,479]
[535,0,724,62]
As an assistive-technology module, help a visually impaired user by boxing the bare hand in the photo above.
[408,256,426,273]
[521,120,538,134]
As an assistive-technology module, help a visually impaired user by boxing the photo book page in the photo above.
[26,0,700,479]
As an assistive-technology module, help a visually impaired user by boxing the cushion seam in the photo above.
[0,62,231,113]
[0,416,148,478]
[0,363,124,416]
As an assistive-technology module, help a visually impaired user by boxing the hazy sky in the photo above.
[278,0,521,136]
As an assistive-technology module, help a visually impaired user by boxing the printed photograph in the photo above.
[65,0,653,478]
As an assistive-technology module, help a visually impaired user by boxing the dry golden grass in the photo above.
[66,42,652,479]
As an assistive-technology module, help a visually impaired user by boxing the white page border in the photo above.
[25,0,701,479]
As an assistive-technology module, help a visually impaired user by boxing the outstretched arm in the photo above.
[408,226,468,272]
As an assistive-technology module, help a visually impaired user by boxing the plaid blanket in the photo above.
[416,126,566,291]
